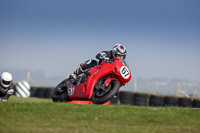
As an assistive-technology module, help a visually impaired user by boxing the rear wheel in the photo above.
[51,79,69,102]
[92,80,120,104]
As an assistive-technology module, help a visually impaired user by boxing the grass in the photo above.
[0,96,200,133]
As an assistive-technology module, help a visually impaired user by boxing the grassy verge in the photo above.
[0,96,200,133]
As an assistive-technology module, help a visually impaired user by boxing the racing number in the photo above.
[68,86,75,95]
[120,66,130,79]
[122,67,130,77]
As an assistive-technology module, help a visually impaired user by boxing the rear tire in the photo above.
[92,80,120,104]
[133,93,149,106]
[149,95,165,107]
[164,96,179,106]
[193,99,200,108]
[51,79,69,102]
[119,91,134,105]
[179,97,192,107]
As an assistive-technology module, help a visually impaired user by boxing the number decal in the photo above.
[120,66,130,79]
[68,86,75,95]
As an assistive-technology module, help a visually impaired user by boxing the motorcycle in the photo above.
[51,57,132,104]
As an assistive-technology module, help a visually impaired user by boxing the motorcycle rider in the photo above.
[0,72,14,101]
[69,43,127,82]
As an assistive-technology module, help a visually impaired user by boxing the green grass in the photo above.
[0,96,200,133]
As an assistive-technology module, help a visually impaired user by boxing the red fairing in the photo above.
[54,57,132,104]
[68,57,131,100]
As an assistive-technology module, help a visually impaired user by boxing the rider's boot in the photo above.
[69,67,84,81]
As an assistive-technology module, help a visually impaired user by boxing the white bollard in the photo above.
[16,81,30,98]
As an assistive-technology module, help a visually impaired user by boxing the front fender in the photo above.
[104,78,119,87]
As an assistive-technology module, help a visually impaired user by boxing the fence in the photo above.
[133,78,199,98]
[11,86,200,108]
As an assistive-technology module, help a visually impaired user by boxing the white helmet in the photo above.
[1,72,13,88]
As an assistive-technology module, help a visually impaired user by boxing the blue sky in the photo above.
[0,0,200,84]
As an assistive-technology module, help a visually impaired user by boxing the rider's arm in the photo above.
[95,53,101,60]
[96,52,106,60]
[96,51,112,60]
[96,51,113,64]
[0,87,7,95]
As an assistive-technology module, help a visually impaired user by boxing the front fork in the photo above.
[96,78,119,97]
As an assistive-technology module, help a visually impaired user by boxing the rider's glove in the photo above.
[103,57,110,63]
[7,89,14,95]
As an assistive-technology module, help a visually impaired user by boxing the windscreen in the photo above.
[122,59,129,67]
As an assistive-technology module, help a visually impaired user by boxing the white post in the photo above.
[197,85,199,98]
[27,70,30,83]
[26,70,38,87]
[134,78,137,92]
[176,82,189,98]
[176,82,179,96]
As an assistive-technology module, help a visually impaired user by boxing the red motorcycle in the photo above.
[51,57,132,104]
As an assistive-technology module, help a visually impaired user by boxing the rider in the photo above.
[0,72,14,101]
[69,43,127,82]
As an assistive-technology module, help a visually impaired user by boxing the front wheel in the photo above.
[51,79,69,102]
[92,80,120,104]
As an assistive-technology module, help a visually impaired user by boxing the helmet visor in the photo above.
[116,54,126,59]
[2,80,11,85]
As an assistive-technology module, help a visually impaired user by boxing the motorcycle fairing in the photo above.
[67,58,131,100]
[67,83,88,100]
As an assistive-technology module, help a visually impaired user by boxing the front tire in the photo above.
[92,80,120,104]
[51,79,68,102]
